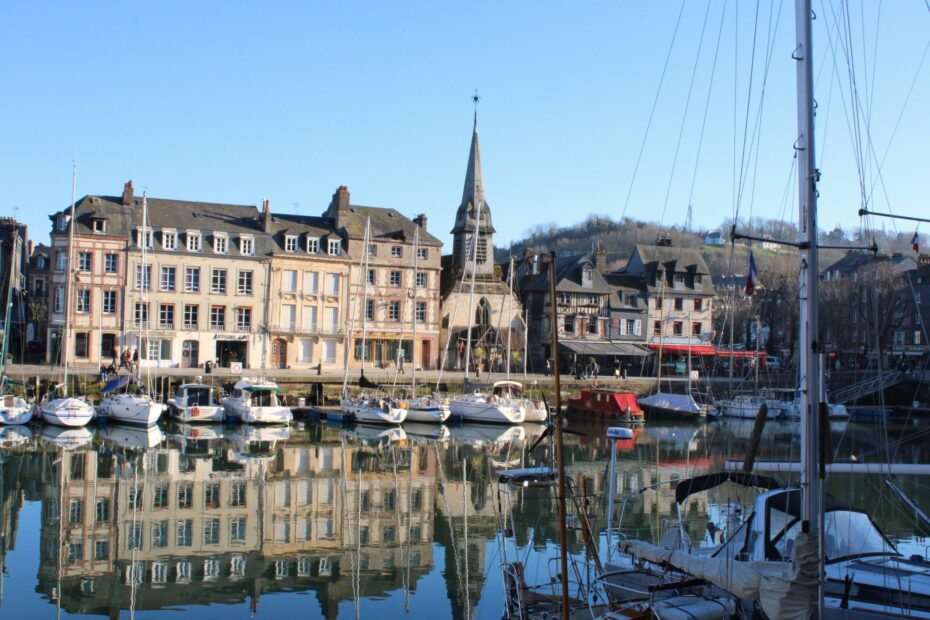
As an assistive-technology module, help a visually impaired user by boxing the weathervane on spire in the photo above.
[472,89,480,124]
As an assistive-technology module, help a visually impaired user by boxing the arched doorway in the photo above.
[270,338,288,369]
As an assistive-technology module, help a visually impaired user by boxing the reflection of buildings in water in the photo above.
[24,438,438,617]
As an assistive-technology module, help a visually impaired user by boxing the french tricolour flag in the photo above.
[745,250,758,296]
[913,232,920,254]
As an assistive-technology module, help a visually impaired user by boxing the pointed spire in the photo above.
[461,120,485,212]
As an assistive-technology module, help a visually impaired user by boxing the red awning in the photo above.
[715,349,765,358]
[648,344,717,355]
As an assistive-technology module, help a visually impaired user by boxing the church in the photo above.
[439,117,525,374]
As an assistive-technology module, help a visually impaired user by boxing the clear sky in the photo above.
[2,1,928,248]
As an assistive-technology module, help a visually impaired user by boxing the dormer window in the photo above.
[213,233,228,254]
[137,228,153,249]
[654,269,664,285]
[306,237,320,254]
[694,273,703,288]
[92,219,106,233]
[187,231,202,253]
[56,215,68,232]
[239,236,254,256]
[673,273,685,288]
[582,266,593,287]
[328,238,341,256]
[162,230,177,251]
[284,235,297,252]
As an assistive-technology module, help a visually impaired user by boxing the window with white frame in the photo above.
[391,246,402,258]
[187,231,202,252]
[416,272,426,288]
[237,270,253,294]
[282,270,297,292]
[365,299,374,320]
[210,305,225,330]
[325,307,338,331]
[76,289,90,313]
[211,268,227,294]
[103,290,117,315]
[161,266,176,291]
[388,301,400,321]
[327,238,341,256]
[137,229,153,249]
[134,302,149,327]
[325,273,339,295]
[54,287,64,313]
[185,267,200,292]
[213,233,228,254]
[281,304,296,329]
[159,304,174,329]
[78,252,92,272]
[367,269,376,286]
[302,306,317,331]
[417,247,428,260]
[367,243,377,256]
[323,339,336,363]
[304,271,318,293]
[104,254,118,274]
[285,235,297,252]
[162,230,177,251]
[184,304,198,329]
[56,251,67,272]
[306,237,319,254]
[135,265,152,291]
[390,271,401,287]
[239,236,254,256]
[236,307,252,331]
[416,301,426,322]
[92,218,106,233]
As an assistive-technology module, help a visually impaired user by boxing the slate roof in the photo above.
[452,122,495,235]
[521,254,617,301]
[633,244,711,275]
[333,204,442,246]
[821,251,916,276]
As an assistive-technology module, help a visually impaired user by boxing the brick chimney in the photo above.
[594,248,608,272]
[262,199,272,233]
[413,213,428,231]
[334,186,350,211]
[122,180,134,206]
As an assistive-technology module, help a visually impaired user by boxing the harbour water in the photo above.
[0,416,928,619]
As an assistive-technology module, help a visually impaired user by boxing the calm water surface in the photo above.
[0,417,928,618]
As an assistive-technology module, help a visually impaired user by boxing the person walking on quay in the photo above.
[545,358,551,377]
[131,348,139,373]
[118,349,131,372]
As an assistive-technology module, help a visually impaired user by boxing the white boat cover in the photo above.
[621,532,818,619]
[639,392,700,414]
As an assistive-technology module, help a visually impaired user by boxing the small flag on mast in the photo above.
[912,232,920,254]
[745,250,758,296]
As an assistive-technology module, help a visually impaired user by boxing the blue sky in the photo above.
[2,1,928,248]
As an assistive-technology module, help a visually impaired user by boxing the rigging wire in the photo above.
[618,0,687,223]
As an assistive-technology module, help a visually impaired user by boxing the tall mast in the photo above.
[506,257,513,380]
[410,225,420,393]
[462,177,481,382]
[62,162,78,395]
[138,192,148,385]
[0,231,20,376]
[795,0,822,595]
[360,218,371,373]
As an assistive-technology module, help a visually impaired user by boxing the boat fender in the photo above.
[488,395,498,404]
[192,407,200,417]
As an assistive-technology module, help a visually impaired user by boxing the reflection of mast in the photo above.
[462,455,470,619]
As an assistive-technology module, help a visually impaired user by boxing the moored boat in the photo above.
[222,378,292,424]
[638,391,712,420]
[567,388,644,422]
[341,394,407,425]
[0,393,32,425]
[168,381,225,423]
[39,394,95,428]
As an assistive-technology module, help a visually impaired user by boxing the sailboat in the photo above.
[606,2,930,618]
[38,164,95,428]
[0,230,31,425]
[97,193,163,428]
[396,225,451,423]
[339,217,407,425]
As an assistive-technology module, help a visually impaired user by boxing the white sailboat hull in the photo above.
[39,397,95,427]
[450,396,525,424]
[522,399,549,422]
[169,402,225,423]
[222,400,292,424]
[0,396,33,425]
[97,394,163,427]
[403,401,452,423]
[343,400,407,424]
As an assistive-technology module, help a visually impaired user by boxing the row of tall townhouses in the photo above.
[43,181,442,371]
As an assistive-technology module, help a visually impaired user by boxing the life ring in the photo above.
[191,407,201,417]
[488,395,498,404]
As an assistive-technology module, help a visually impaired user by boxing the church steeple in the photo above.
[451,102,496,278]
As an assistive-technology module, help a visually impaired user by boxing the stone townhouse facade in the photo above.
[620,242,716,351]
[39,180,437,371]
[324,186,443,371]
